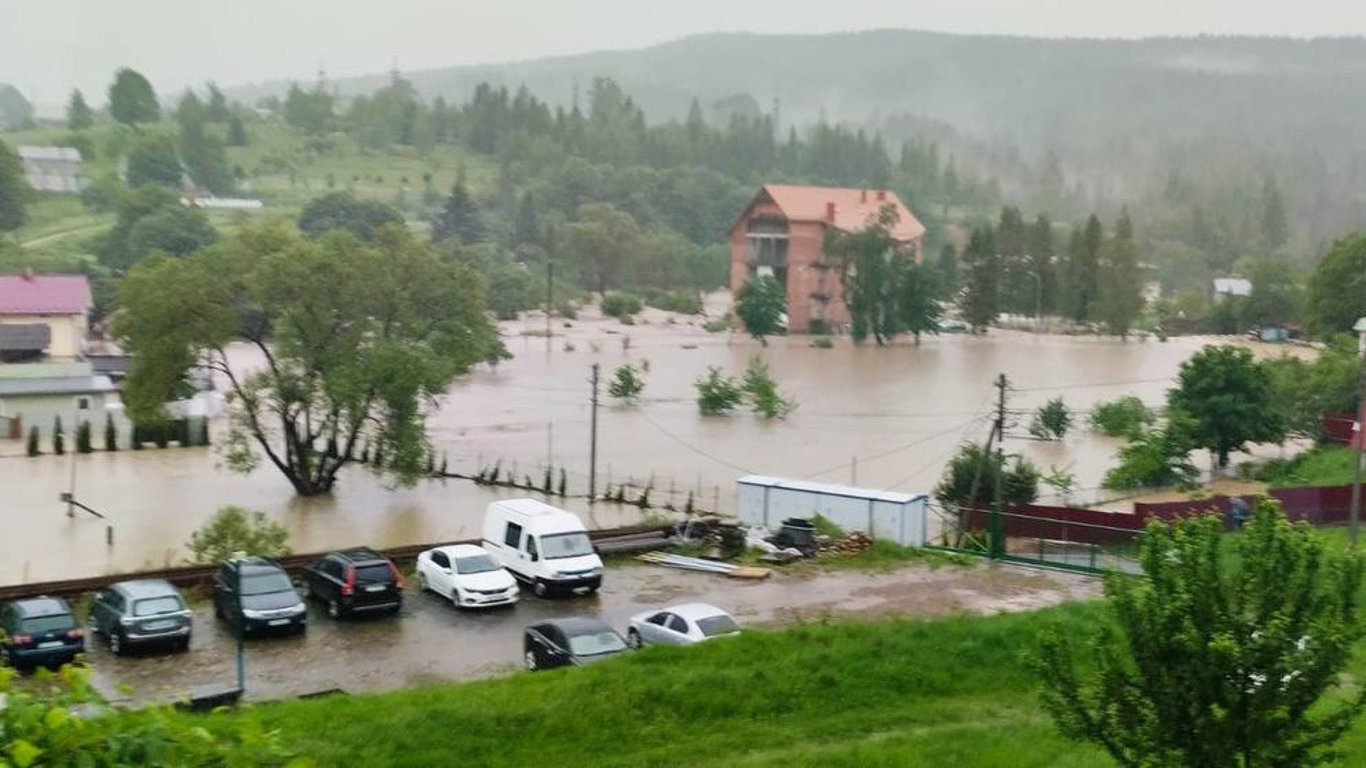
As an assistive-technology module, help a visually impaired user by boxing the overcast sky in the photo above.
[5,0,1364,107]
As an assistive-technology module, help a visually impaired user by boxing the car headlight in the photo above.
[241,609,265,620]
[292,603,307,615]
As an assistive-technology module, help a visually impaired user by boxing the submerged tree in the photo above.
[1034,500,1366,767]
[734,275,786,344]
[116,222,498,496]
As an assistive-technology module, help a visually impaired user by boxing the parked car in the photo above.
[627,603,741,648]
[87,579,192,654]
[938,318,971,333]
[212,557,307,635]
[523,617,630,671]
[483,498,604,597]
[303,548,404,619]
[1,596,84,670]
[416,544,519,609]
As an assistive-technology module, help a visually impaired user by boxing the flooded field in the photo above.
[85,560,1099,704]
[0,297,1289,584]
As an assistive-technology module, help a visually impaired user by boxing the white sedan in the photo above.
[626,602,741,647]
[416,544,520,609]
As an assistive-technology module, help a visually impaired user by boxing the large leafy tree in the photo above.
[297,192,404,241]
[1243,256,1303,328]
[897,257,941,345]
[0,139,30,232]
[125,133,183,189]
[562,202,641,293]
[734,275,786,344]
[108,68,160,126]
[1265,335,1362,438]
[98,184,217,272]
[66,89,94,130]
[115,223,499,496]
[1306,233,1366,337]
[1168,344,1286,468]
[828,204,904,345]
[1097,209,1144,338]
[1035,500,1366,767]
[933,442,1039,509]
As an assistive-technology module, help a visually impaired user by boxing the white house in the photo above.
[16,146,84,193]
[1213,277,1252,299]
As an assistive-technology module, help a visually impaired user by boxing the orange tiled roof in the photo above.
[755,184,925,241]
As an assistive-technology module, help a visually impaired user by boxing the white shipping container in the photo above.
[735,475,929,546]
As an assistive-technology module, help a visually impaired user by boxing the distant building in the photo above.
[730,185,926,333]
[0,272,92,359]
[1213,277,1252,299]
[16,146,84,193]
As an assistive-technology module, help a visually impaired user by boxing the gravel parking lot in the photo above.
[85,560,1098,704]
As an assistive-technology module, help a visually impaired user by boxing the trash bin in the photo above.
[779,518,817,550]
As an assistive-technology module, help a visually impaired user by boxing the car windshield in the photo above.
[21,615,74,634]
[455,554,500,574]
[354,564,392,585]
[567,629,628,657]
[240,571,294,596]
[133,596,183,616]
[542,532,593,560]
[696,615,741,637]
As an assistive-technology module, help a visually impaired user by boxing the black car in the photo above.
[303,548,404,619]
[212,557,307,636]
[87,579,192,655]
[1,596,84,670]
[524,617,630,671]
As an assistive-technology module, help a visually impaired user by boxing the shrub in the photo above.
[186,505,291,564]
[1028,397,1072,440]
[76,420,93,453]
[742,356,796,419]
[104,413,117,451]
[808,318,830,335]
[26,425,40,456]
[52,416,64,455]
[703,317,730,333]
[934,442,1040,509]
[608,363,645,401]
[695,367,744,415]
[601,292,643,319]
[810,335,834,349]
[645,290,703,315]
[1088,395,1155,437]
[1102,416,1199,490]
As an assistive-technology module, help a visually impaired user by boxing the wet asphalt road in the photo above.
[84,561,1097,704]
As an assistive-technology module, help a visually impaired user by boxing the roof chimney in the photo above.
[825,202,836,221]
[876,189,887,202]
[860,189,867,203]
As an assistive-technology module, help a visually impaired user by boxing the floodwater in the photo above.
[0,295,1293,584]
[85,560,1098,704]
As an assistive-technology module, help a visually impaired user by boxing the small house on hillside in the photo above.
[16,146,84,193]
[1213,277,1252,300]
[729,185,925,333]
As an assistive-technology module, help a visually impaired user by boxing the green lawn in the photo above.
[1254,445,1359,488]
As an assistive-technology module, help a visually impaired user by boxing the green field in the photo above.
[1251,445,1359,488]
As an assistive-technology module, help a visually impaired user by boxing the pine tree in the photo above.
[226,114,248,147]
[52,416,64,456]
[104,413,117,451]
[431,175,485,244]
[107,68,160,126]
[960,225,1000,332]
[1028,215,1056,314]
[1261,175,1288,252]
[178,91,233,194]
[66,89,94,130]
[1098,209,1144,338]
[1061,215,1103,323]
[937,243,958,297]
[205,82,231,122]
[0,139,29,232]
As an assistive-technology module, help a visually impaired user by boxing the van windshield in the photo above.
[541,532,593,560]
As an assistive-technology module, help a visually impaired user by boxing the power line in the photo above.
[1011,376,1174,392]
[635,410,755,475]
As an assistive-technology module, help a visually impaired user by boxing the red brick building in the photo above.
[729,185,926,333]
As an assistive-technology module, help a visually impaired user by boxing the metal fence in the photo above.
[925,502,1143,575]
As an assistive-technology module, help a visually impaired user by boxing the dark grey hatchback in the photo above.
[1,596,85,671]
[88,579,192,655]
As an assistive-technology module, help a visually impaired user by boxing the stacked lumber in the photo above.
[637,552,772,579]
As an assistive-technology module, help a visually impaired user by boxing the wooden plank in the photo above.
[727,566,772,580]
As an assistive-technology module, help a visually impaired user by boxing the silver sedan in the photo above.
[626,602,741,648]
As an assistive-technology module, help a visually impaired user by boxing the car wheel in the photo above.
[525,650,538,671]
[327,599,341,620]
[418,572,428,593]
[451,591,463,610]
[627,629,643,649]
[109,631,123,656]
[533,579,548,598]
[178,637,191,653]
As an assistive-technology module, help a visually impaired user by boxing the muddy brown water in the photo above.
[82,561,1098,704]
[0,298,1286,584]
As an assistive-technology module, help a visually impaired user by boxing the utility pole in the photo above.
[1349,318,1366,545]
[990,373,1008,558]
[589,364,600,501]
[546,259,554,350]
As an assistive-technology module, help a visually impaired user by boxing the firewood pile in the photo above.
[820,530,874,556]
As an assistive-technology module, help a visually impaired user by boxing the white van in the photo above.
[481,498,604,597]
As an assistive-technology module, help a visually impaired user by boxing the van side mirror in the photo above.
[529,552,539,562]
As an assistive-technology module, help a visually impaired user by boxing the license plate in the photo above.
[268,618,290,626]
[143,621,174,631]
[364,584,386,593]
[38,641,64,649]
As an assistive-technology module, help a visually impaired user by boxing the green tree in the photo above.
[99,184,217,272]
[298,192,404,241]
[226,113,249,146]
[205,81,231,122]
[1089,395,1156,437]
[734,275,786,344]
[742,356,796,418]
[1101,414,1199,489]
[283,82,333,134]
[177,91,233,194]
[1029,397,1072,440]
[960,225,999,332]
[125,133,183,188]
[107,67,160,126]
[563,203,641,294]
[66,88,94,130]
[104,413,118,451]
[934,442,1039,509]
[897,258,941,345]
[1306,233,1366,337]
[1168,344,1286,468]
[1034,500,1366,767]
[936,242,958,296]
[115,222,498,496]
[1243,256,1303,328]
[1265,336,1362,438]
[1097,210,1143,338]
[187,505,290,564]
[608,363,645,401]
[1060,216,1103,323]
[1028,215,1056,314]
[1261,174,1289,252]
[0,139,30,232]
[487,263,535,320]
[694,366,744,416]
[828,204,905,344]
[600,291,643,319]
[430,175,486,244]
[52,415,64,455]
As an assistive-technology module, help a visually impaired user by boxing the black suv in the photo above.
[212,557,307,635]
[303,548,404,619]
[1,596,84,670]
[88,579,192,654]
